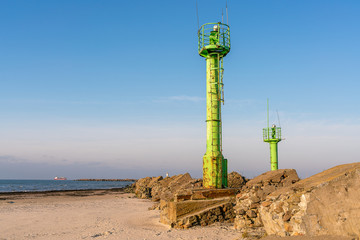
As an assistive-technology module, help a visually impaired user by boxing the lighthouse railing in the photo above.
[263,127,282,141]
[198,23,230,53]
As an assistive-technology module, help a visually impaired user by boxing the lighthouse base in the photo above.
[203,153,228,188]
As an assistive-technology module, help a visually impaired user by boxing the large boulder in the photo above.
[259,162,360,239]
[228,171,248,188]
[234,169,300,233]
[134,177,153,199]
[157,173,202,201]
[150,177,174,201]
[134,173,202,202]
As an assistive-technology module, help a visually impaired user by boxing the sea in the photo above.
[0,179,134,193]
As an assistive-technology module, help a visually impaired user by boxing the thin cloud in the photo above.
[226,98,261,106]
[154,95,204,103]
[13,99,107,105]
[169,96,204,102]
[0,155,25,163]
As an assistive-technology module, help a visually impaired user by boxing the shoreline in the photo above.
[74,178,137,182]
[0,179,134,195]
[0,187,127,200]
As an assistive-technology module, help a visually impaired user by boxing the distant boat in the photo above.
[54,177,67,180]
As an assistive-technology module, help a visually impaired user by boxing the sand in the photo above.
[0,189,354,240]
[0,189,241,240]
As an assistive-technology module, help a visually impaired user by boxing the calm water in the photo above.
[0,180,134,193]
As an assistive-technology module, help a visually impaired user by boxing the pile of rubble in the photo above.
[133,173,202,202]
[133,172,247,228]
[228,171,249,188]
[234,169,300,237]
[259,162,360,238]
[133,171,247,202]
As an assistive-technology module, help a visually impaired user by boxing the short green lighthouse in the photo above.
[263,100,282,171]
[198,22,230,188]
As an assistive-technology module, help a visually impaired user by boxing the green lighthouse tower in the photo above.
[198,22,230,188]
[263,100,282,171]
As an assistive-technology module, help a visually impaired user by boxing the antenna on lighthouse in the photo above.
[276,109,281,128]
[222,9,224,23]
[196,0,200,30]
[226,1,229,25]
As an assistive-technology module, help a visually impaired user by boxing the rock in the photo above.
[161,198,236,229]
[261,201,272,207]
[148,202,160,210]
[123,182,136,193]
[282,211,292,222]
[245,169,300,189]
[250,196,260,203]
[250,203,260,209]
[259,162,360,239]
[262,185,276,196]
[160,188,238,229]
[228,171,248,188]
[246,210,257,218]
[158,173,199,202]
[134,177,153,199]
[148,176,163,188]
[234,169,300,231]
[134,173,202,202]
[150,177,173,201]
[237,209,246,215]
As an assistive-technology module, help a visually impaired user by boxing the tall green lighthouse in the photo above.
[198,22,230,188]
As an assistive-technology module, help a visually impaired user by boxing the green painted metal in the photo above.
[222,158,228,187]
[198,22,230,58]
[267,99,269,130]
[263,100,282,171]
[270,142,278,170]
[198,22,230,188]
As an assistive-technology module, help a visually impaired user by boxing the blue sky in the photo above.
[0,0,359,179]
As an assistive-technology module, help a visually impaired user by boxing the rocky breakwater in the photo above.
[75,179,136,182]
[134,172,247,202]
[134,173,202,201]
[134,172,248,229]
[259,162,360,239]
[234,169,300,237]
[161,172,248,228]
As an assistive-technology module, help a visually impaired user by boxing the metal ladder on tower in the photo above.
[218,55,224,152]
[208,53,225,153]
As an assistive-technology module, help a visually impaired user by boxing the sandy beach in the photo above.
[0,189,354,240]
[0,189,242,240]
